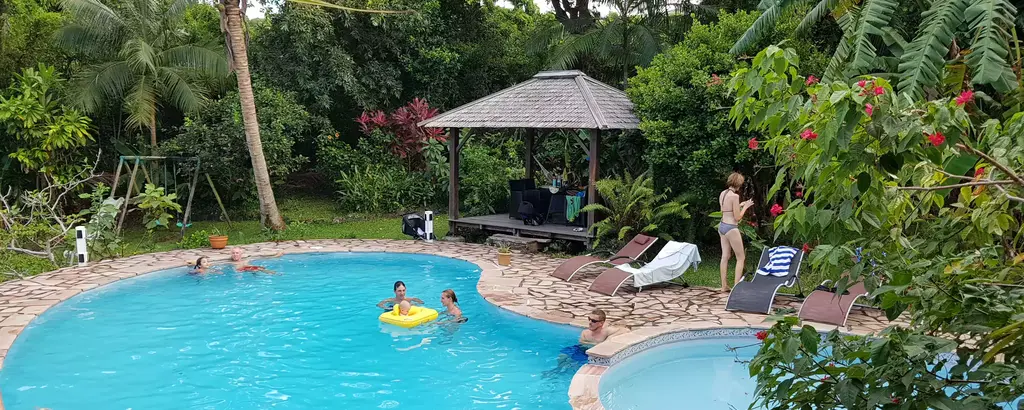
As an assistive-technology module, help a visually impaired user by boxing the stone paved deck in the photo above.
[0,239,897,410]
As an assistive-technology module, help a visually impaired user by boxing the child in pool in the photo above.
[398,300,412,316]
[188,256,211,274]
[440,289,467,323]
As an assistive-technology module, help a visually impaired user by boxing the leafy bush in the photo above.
[78,183,125,260]
[356,98,445,170]
[177,229,210,249]
[459,144,523,216]
[335,164,433,214]
[581,173,689,249]
[134,183,182,230]
[163,84,327,210]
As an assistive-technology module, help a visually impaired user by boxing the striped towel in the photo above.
[756,246,799,277]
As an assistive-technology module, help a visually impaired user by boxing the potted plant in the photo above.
[497,244,512,266]
[208,228,229,249]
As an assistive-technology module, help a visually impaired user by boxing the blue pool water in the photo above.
[0,253,582,409]
[598,337,759,410]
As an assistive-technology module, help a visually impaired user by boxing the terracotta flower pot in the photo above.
[208,235,229,249]
[497,252,512,266]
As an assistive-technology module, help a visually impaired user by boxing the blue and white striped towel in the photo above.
[756,246,799,277]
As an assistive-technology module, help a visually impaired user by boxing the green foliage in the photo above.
[177,229,210,249]
[733,0,1023,98]
[134,183,181,230]
[459,143,524,216]
[628,11,803,243]
[0,250,57,281]
[0,65,92,177]
[57,0,228,141]
[78,183,125,259]
[730,45,1024,409]
[163,84,320,209]
[335,164,433,214]
[581,172,689,248]
[0,0,66,87]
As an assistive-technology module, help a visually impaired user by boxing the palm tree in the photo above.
[58,0,228,148]
[215,0,410,230]
[729,0,1021,99]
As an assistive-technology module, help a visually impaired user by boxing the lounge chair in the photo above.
[588,241,700,296]
[725,247,805,314]
[549,234,658,281]
[798,277,868,327]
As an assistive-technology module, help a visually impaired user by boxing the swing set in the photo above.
[107,156,231,237]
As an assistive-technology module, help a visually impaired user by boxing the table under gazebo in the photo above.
[419,70,640,245]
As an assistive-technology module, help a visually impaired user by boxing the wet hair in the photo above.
[193,257,208,269]
[394,281,406,291]
[442,289,458,303]
[726,172,745,189]
[590,308,606,322]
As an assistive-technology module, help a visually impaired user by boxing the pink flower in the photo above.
[975,167,985,177]
[874,86,885,95]
[956,89,974,106]
[748,138,759,150]
[857,80,867,88]
[795,190,803,198]
[800,129,818,141]
[865,103,873,117]
[770,204,784,217]
[926,132,946,147]
[756,330,769,341]
[802,243,812,254]
[805,75,819,86]
[707,74,724,87]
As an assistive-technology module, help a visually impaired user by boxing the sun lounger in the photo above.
[588,241,700,296]
[798,278,868,327]
[725,247,804,314]
[549,234,658,281]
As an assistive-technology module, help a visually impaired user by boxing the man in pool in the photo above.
[377,281,424,310]
[230,247,283,273]
[558,309,622,364]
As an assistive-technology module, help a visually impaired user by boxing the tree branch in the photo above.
[994,185,1024,204]
[898,180,1015,191]
[957,143,1024,186]
[6,245,50,257]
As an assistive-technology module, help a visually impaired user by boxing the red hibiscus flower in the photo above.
[748,138,759,150]
[874,86,885,95]
[975,167,985,177]
[892,398,901,404]
[800,129,818,140]
[802,243,812,254]
[865,103,873,117]
[755,330,769,341]
[926,131,946,147]
[770,204,784,217]
[822,376,831,381]
[956,89,974,106]
[805,75,819,86]
[857,80,867,88]
[795,190,803,198]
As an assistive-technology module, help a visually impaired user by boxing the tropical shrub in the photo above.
[729,45,1024,409]
[78,183,125,260]
[335,164,433,213]
[581,173,690,248]
[459,144,524,216]
[134,183,182,230]
[163,85,324,210]
[177,229,211,249]
[356,98,445,171]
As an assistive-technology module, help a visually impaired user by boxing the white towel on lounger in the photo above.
[615,241,701,288]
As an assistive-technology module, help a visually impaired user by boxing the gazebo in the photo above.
[419,70,640,244]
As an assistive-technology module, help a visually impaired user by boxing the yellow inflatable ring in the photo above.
[379,305,439,328]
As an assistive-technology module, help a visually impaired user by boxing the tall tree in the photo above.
[58,0,228,148]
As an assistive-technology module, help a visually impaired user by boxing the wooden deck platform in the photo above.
[450,213,592,243]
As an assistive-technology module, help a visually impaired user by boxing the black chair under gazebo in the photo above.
[419,70,640,246]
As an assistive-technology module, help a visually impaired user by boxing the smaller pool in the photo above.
[598,337,759,410]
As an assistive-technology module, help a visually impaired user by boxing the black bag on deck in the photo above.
[402,213,427,240]
[518,202,543,226]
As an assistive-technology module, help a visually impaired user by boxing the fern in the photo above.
[846,0,900,74]
[730,0,796,55]
[897,0,968,99]
[964,0,1018,93]
[580,173,689,248]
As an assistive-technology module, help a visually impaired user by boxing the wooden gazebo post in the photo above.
[588,129,600,227]
[524,128,536,181]
[448,127,460,222]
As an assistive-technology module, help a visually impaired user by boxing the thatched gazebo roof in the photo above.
[419,70,639,130]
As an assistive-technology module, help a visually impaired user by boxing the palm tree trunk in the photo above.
[221,0,286,230]
[149,111,158,148]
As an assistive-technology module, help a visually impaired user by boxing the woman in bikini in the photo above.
[719,172,754,292]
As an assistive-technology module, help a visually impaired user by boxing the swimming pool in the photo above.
[0,253,582,409]
[598,337,759,409]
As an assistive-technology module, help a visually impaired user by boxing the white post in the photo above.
[75,226,88,266]
[424,211,435,242]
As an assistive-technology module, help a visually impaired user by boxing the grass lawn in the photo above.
[678,251,827,297]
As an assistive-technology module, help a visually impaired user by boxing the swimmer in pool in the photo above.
[230,247,282,274]
[377,281,424,310]
[552,309,623,372]
[188,256,211,274]
[439,289,467,323]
